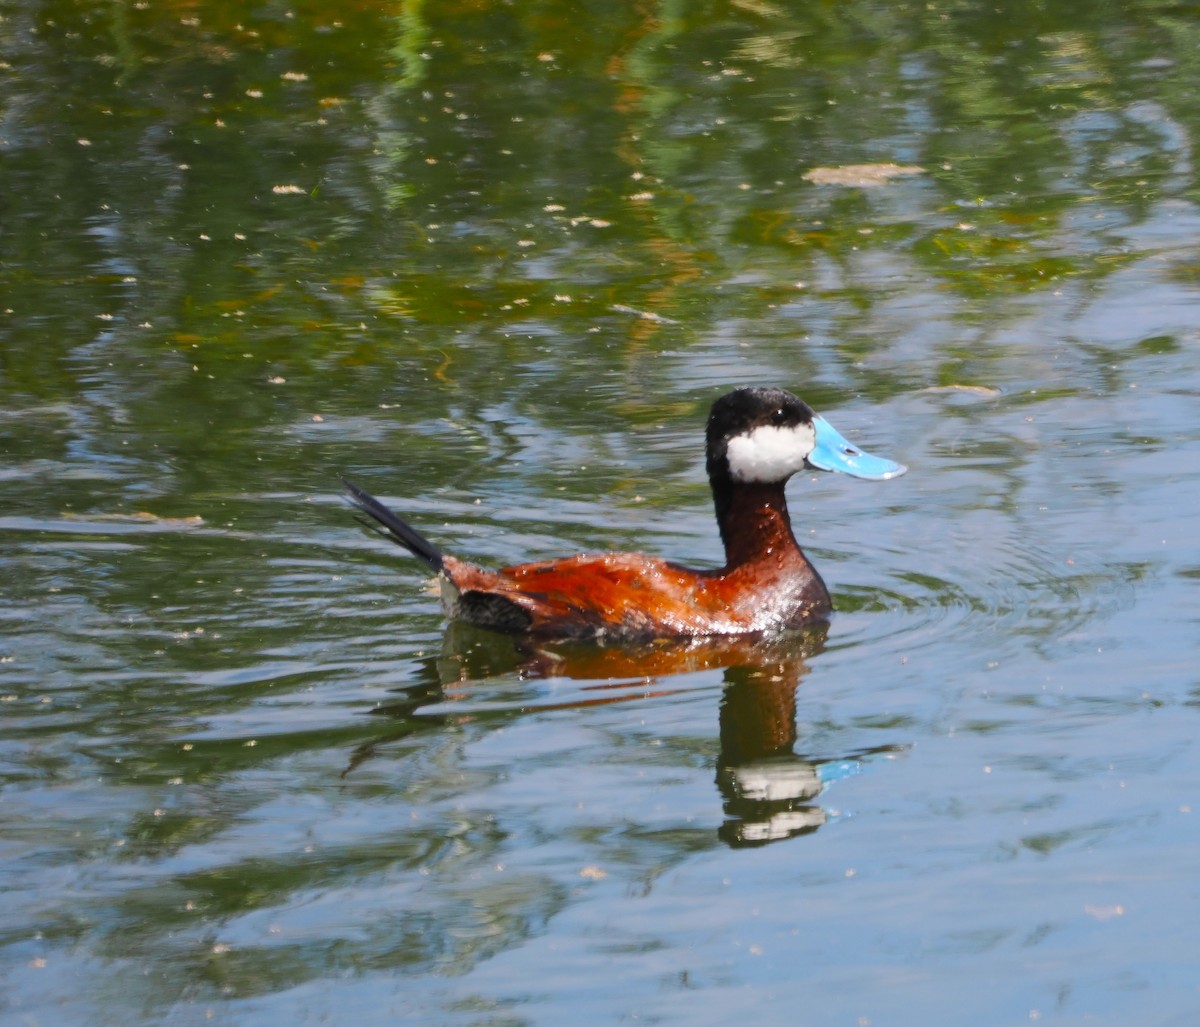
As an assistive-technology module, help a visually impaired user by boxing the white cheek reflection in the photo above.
[726,423,816,483]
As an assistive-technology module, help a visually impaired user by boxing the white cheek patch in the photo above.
[725,423,816,483]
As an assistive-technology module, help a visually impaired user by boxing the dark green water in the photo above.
[4,1,1200,1023]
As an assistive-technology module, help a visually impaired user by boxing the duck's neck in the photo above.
[712,478,807,570]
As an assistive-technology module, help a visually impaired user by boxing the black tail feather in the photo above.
[342,477,445,574]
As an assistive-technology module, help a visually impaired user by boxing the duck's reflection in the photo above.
[715,661,887,847]
[433,620,821,691]
[355,622,903,848]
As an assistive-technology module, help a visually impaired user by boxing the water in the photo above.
[3,1,1200,1023]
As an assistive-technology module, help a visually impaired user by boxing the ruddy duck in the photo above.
[345,386,904,640]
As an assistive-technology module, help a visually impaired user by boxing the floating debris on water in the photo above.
[610,304,680,324]
[803,163,925,187]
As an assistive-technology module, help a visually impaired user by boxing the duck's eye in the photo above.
[770,408,788,425]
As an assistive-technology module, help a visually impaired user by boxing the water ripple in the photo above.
[829,531,1140,662]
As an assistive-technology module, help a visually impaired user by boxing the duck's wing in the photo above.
[444,553,731,640]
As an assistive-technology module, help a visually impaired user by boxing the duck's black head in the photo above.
[706,387,819,486]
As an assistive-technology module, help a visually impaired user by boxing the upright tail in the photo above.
[343,478,445,574]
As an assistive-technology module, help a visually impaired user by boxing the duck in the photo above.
[345,386,904,641]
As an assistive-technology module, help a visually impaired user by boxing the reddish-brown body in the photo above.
[436,482,830,640]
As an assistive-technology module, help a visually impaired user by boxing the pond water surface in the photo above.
[3,2,1200,1024]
